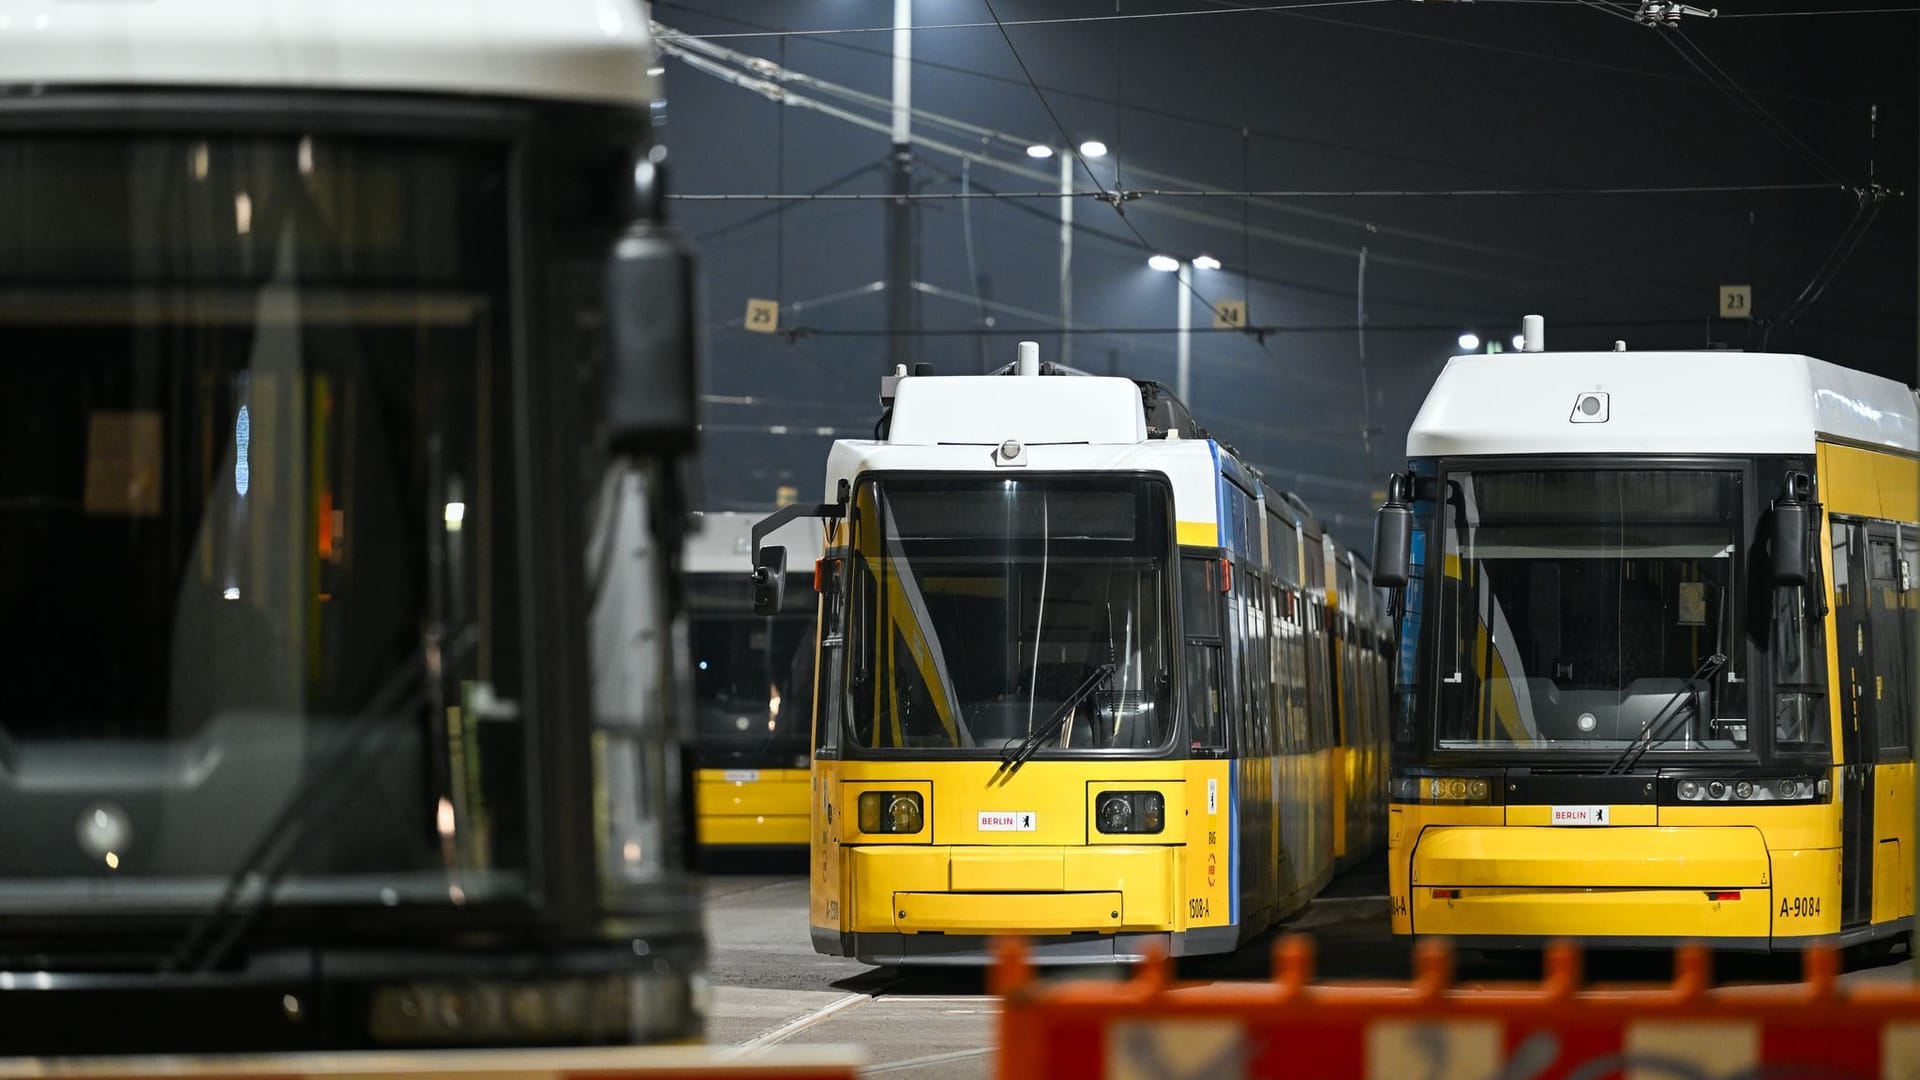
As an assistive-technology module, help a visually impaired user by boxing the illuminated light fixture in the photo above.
[234,191,252,236]
[444,501,466,531]
[1148,254,1180,272]
[1192,255,1222,270]
[297,136,314,176]
[223,587,241,601]
[1025,144,1054,159]
[1078,140,1108,158]
[436,797,456,838]
[646,65,665,77]
[1457,332,1481,351]
[1511,334,1526,351]
[104,852,119,869]
[234,405,251,497]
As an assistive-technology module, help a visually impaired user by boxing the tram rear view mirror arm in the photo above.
[1372,472,1414,589]
[748,498,846,615]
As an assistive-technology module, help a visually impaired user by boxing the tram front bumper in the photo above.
[847,844,1178,934]
[694,768,809,847]
[1408,825,1774,945]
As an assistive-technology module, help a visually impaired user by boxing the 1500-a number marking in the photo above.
[1780,895,1821,918]
[1189,898,1211,920]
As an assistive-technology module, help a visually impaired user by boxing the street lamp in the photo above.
[1457,332,1481,352]
[1050,137,1107,366]
[1150,254,1216,403]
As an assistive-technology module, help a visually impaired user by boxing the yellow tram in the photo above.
[688,512,821,850]
[1373,338,1918,950]
[753,348,1388,963]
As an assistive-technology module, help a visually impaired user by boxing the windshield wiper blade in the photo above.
[1605,652,1728,775]
[161,628,475,975]
[994,662,1115,780]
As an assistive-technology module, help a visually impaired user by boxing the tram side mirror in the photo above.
[1372,474,1414,589]
[605,222,700,454]
[752,546,789,616]
[1770,501,1808,587]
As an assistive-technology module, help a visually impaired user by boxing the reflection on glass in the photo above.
[1433,469,1747,752]
[0,132,522,908]
[688,571,815,769]
[844,476,1174,754]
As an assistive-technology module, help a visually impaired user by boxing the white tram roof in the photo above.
[886,374,1149,446]
[0,0,657,106]
[1407,351,1920,458]
[822,372,1219,532]
[686,511,822,576]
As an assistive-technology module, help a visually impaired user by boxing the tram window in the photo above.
[1869,534,1911,758]
[1186,645,1225,750]
[1182,556,1222,638]
[1771,583,1825,752]
[840,477,1176,753]
[1430,469,1746,753]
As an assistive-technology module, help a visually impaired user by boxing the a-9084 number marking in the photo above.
[1780,895,1821,918]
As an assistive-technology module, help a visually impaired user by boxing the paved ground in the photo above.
[701,855,1912,1078]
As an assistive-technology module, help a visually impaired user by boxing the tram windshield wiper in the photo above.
[994,662,1115,779]
[161,629,473,975]
[1604,652,1728,775]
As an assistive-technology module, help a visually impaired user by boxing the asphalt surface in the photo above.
[701,853,1912,1079]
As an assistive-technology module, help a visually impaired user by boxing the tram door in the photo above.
[1833,519,1915,929]
[1834,519,1875,928]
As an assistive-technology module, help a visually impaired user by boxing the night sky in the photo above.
[656,1,1918,547]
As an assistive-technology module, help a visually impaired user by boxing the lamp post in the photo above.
[1030,139,1107,367]
[1150,253,1215,404]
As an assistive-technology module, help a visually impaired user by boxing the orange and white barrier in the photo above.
[991,936,1920,1080]
[0,1046,860,1080]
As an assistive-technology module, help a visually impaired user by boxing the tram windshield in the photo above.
[1428,468,1748,752]
[0,131,524,908]
[689,575,815,768]
[841,475,1175,754]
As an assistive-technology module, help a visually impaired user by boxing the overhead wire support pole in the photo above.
[1059,150,1073,366]
[1176,261,1192,404]
[888,0,914,368]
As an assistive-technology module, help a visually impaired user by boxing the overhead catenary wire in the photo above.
[1717,7,1920,16]
[656,22,1878,307]
[1189,0,1896,113]
[656,5,1840,212]
[673,0,1398,40]
[1654,28,1854,187]
[658,0,1890,205]
[672,181,1850,201]
[972,0,1239,335]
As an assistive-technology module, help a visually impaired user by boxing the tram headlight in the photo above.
[857,791,924,834]
[1095,791,1166,834]
[1670,777,1827,803]
[1390,774,1494,804]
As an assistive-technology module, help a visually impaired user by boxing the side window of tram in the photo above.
[1868,531,1912,759]
[814,556,845,753]
[1182,556,1226,751]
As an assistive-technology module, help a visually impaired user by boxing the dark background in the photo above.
[656,0,1918,546]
